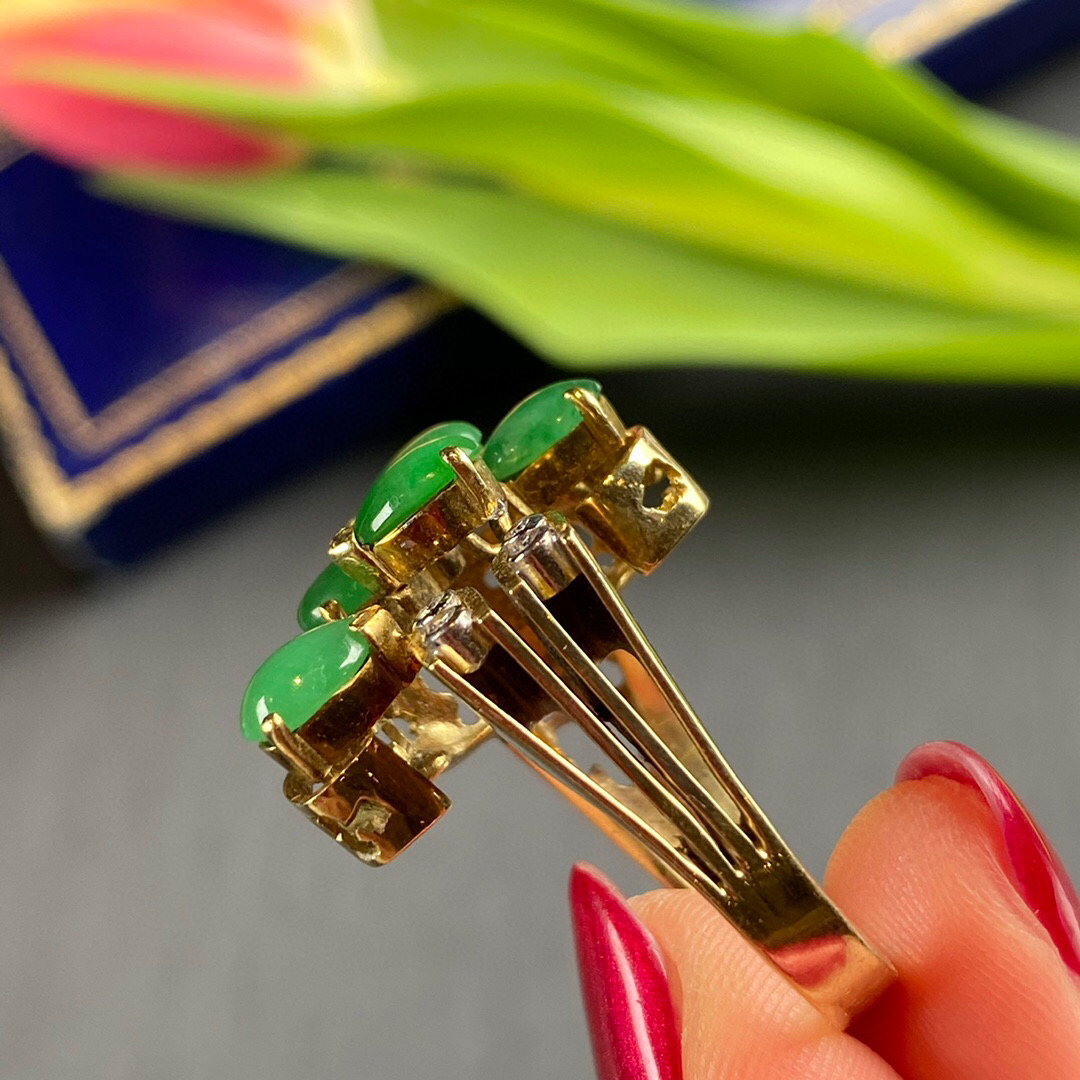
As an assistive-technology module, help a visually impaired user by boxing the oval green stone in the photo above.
[354,421,482,546]
[391,421,479,463]
[482,379,601,482]
[240,619,372,742]
[296,562,376,631]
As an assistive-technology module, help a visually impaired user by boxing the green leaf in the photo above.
[39,0,1080,384]
[239,84,1080,318]
[51,56,1080,319]
[496,0,1080,239]
[375,0,1080,244]
[38,0,1080,246]
[98,168,1080,380]
[370,0,743,95]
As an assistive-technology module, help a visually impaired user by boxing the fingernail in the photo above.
[569,863,682,1080]
[897,740,1080,975]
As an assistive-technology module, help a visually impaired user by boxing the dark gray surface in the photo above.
[4,52,1080,1080]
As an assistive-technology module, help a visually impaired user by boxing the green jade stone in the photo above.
[296,562,376,631]
[390,421,478,462]
[354,421,482,546]
[483,379,602,482]
[240,619,372,742]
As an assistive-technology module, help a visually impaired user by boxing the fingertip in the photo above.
[628,888,897,1079]
[896,740,1080,975]
[825,771,1080,1075]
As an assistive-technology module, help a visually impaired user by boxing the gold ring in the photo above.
[240,379,896,1025]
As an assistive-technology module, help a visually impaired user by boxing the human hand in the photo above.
[570,741,1080,1080]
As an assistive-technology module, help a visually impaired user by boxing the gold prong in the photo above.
[326,522,353,563]
[316,598,347,623]
[463,532,501,559]
[606,558,637,592]
[565,385,625,450]
[261,712,329,782]
[502,484,535,519]
[440,445,511,537]
[328,521,397,594]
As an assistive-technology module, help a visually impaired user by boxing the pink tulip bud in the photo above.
[0,3,343,171]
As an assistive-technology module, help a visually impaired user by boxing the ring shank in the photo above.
[548,768,896,1026]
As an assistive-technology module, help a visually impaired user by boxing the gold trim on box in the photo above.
[806,0,893,33]
[804,0,1017,60]
[869,0,1017,61]
[0,256,404,454]
[0,283,458,536]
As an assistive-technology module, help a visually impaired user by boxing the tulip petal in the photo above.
[0,8,307,170]
[208,0,346,32]
[0,10,306,87]
[0,83,287,170]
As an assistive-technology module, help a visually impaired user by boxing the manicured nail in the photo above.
[569,863,682,1080]
[897,740,1080,975]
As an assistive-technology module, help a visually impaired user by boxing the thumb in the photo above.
[826,741,1080,1078]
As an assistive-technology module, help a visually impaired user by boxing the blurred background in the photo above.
[4,3,1080,1078]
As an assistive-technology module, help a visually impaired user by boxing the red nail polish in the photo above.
[897,740,1080,975]
[569,863,682,1080]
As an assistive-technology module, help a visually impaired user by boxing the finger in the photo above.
[628,888,902,1080]
[826,742,1080,1079]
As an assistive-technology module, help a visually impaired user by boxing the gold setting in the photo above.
[501,387,708,577]
[253,384,896,1023]
[327,446,507,597]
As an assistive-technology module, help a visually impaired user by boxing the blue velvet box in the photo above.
[0,152,462,563]
[1,0,1077,563]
